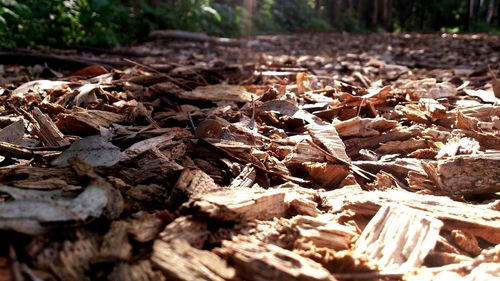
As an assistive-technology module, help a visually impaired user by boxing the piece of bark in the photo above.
[285,140,326,172]
[354,157,427,189]
[217,236,336,281]
[175,84,255,103]
[34,231,99,281]
[283,185,322,216]
[31,107,69,146]
[405,244,500,280]
[186,188,287,221]
[108,260,166,281]
[292,214,358,251]
[0,141,33,159]
[121,154,183,184]
[490,66,500,98]
[334,117,397,137]
[321,188,500,244]
[408,148,437,159]
[365,171,400,191]
[303,162,349,188]
[375,138,430,155]
[128,212,165,243]
[450,230,481,256]
[96,221,132,262]
[0,166,81,190]
[56,108,124,136]
[424,251,473,267]
[152,239,235,281]
[126,184,168,211]
[398,104,431,125]
[0,178,124,234]
[354,204,443,272]
[0,257,12,281]
[121,129,191,162]
[158,216,210,248]
[455,129,500,150]
[455,111,479,131]
[306,123,350,164]
[344,126,421,156]
[421,152,500,195]
[167,168,221,210]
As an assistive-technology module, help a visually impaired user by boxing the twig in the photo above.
[123,58,193,90]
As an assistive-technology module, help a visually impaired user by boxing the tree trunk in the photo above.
[380,0,391,29]
[466,0,471,31]
[315,0,322,18]
[487,0,495,22]
[331,0,341,26]
[498,0,500,26]
[372,0,379,27]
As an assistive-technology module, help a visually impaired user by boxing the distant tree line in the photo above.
[0,0,499,48]
[229,0,500,32]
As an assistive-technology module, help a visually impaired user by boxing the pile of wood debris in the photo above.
[0,32,499,281]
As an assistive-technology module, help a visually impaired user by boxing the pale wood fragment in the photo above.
[229,164,256,189]
[354,204,443,272]
[285,140,326,172]
[218,236,336,281]
[321,188,500,244]
[128,212,165,243]
[152,239,235,281]
[344,126,421,156]
[168,168,221,210]
[158,216,209,248]
[375,138,430,154]
[176,85,255,102]
[293,214,358,251]
[97,220,132,262]
[303,162,349,188]
[31,107,69,146]
[334,116,397,137]
[187,188,287,221]
[422,152,500,195]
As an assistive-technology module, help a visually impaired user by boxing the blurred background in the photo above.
[0,0,499,48]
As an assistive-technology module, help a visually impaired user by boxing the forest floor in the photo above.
[0,32,499,281]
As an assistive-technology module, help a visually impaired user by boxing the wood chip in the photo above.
[152,239,235,281]
[218,236,336,281]
[354,203,443,272]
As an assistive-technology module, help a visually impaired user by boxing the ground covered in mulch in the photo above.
[0,32,499,281]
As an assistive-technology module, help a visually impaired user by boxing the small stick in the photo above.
[123,58,193,90]
[187,112,196,133]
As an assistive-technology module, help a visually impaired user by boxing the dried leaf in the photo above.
[0,179,123,234]
[0,120,24,144]
[52,136,121,167]
[176,85,255,102]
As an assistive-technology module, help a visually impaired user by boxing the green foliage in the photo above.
[470,21,500,34]
[336,9,363,33]
[78,0,137,46]
[1,0,498,48]
[253,0,284,34]
[1,0,82,47]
